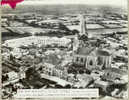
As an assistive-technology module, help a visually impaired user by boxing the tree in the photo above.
[25,67,41,81]
[79,34,88,42]
[64,84,72,88]
[79,70,84,74]
[2,74,9,82]
[9,54,15,61]
[59,23,70,31]
[72,29,79,35]
[96,39,101,47]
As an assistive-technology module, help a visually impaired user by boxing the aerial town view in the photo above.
[1,0,128,99]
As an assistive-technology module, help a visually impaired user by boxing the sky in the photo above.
[20,0,128,7]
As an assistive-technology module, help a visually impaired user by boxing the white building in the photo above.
[6,71,19,81]
[4,36,71,48]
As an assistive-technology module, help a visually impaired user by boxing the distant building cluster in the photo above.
[4,36,71,48]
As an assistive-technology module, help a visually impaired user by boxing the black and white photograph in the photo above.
[1,0,128,99]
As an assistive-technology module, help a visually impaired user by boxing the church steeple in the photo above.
[79,14,88,37]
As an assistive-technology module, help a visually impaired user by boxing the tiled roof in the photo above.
[76,47,95,55]
[104,68,127,75]
[95,49,111,56]
[46,54,61,66]
[76,47,110,56]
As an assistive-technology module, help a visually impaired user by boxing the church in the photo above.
[73,14,111,71]
[73,47,111,70]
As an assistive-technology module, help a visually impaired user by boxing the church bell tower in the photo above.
[79,14,88,37]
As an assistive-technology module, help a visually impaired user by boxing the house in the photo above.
[74,74,93,88]
[94,80,113,94]
[102,68,128,84]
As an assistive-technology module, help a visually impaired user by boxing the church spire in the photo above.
[79,14,88,37]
